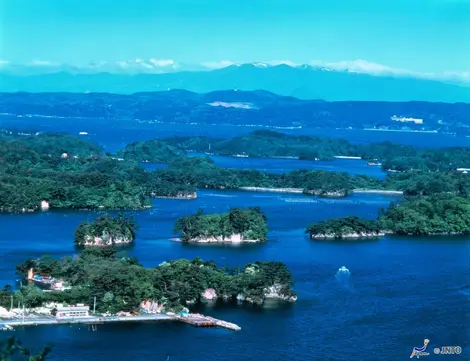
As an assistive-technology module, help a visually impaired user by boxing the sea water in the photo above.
[0,119,469,360]
[0,190,468,360]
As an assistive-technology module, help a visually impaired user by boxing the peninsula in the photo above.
[379,194,470,236]
[13,248,296,314]
[306,194,470,239]
[173,207,268,243]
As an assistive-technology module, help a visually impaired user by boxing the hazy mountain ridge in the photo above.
[1,90,469,133]
[1,64,469,102]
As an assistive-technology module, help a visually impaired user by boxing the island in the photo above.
[117,129,470,172]
[0,132,199,212]
[173,207,268,243]
[379,194,470,236]
[161,130,358,161]
[3,130,470,214]
[305,216,384,239]
[13,248,296,314]
[117,139,184,163]
[74,214,138,246]
[305,194,470,239]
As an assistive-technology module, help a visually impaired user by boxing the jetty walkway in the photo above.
[0,313,241,331]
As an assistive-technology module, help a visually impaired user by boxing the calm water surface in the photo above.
[0,119,469,360]
[0,190,468,360]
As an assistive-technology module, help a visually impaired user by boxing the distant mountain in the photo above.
[1,64,469,102]
[1,90,469,134]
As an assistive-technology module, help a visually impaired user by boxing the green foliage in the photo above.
[144,130,470,172]
[15,252,295,312]
[117,139,184,163]
[305,216,382,238]
[0,337,52,361]
[379,195,470,235]
[174,207,268,242]
[154,156,375,195]
[0,134,151,212]
[74,214,138,246]
[162,130,357,160]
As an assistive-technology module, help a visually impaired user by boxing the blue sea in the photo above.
[0,117,469,360]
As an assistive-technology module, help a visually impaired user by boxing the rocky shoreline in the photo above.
[152,192,197,200]
[81,235,134,247]
[172,233,262,244]
[310,231,386,239]
[352,189,403,195]
[239,187,347,197]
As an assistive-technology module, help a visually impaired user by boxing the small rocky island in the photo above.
[306,216,385,239]
[74,214,138,246]
[173,207,268,243]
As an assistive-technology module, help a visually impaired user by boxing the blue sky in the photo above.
[1,0,470,76]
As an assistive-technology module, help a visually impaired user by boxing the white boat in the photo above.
[79,132,88,135]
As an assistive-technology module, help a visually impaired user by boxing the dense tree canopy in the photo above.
[13,249,295,313]
[126,130,470,171]
[174,207,268,242]
[117,139,184,163]
[74,214,138,246]
[305,216,383,239]
[0,337,52,361]
[379,195,470,235]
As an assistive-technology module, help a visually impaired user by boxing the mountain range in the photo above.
[1,90,469,134]
[1,64,469,102]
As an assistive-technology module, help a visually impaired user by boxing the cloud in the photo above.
[0,58,469,84]
[114,59,179,72]
[201,60,235,69]
[308,59,436,79]
[30,59,60,67]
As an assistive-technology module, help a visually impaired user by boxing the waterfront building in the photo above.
[56,305,90,318]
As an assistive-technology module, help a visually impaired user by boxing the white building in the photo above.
[56,305,90,319]
[391,115,424,125]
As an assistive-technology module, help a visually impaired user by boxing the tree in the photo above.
[0,337,52,361]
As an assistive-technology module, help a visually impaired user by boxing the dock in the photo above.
[0,313,240,331]
[175,313,241,331]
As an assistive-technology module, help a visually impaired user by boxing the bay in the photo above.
[0,118,469,360]
[0,190,468,360]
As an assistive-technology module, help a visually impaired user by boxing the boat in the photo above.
[79,132,88,135]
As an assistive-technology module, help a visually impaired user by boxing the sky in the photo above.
[0,0,470,77]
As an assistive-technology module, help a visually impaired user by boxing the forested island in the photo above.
[74,214,138,246]
[12,248,296,313]
[379,194,470,236]
[121,129,470,171]
[173,207,268,243]
[0,132,195,212]
[117,139,184,163]
[161,130,356,161]
[307,194,470,238]
[306,216,384,239]
[4,131,470,213]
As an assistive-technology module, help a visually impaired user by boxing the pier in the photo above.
[0,313,241,331]
[175,313,241,331]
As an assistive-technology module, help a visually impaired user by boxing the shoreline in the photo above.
[351,189,403,195]
[238,187,404,196]
[310,232,385,239]
[0,313,241,331]
[238,187,304,194]
[171,237,262,244]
